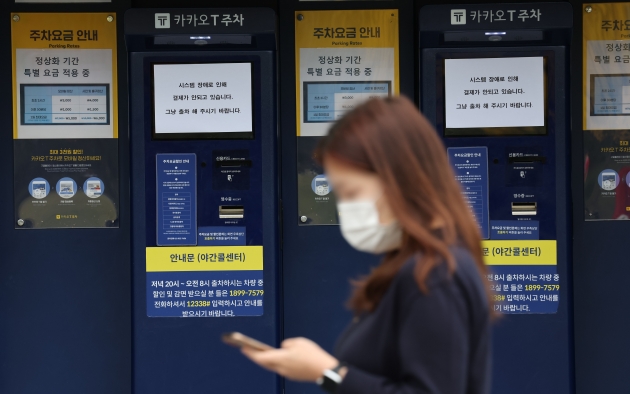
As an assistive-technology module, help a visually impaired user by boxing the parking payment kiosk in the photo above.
[420,3,573,393]
[125,8,279,393]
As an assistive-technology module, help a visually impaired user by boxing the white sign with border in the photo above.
[153,63,253,135]
[445,56,545,129]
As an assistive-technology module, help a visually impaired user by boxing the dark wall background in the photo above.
[568,3,630,394]
[0,1,132,393]
[0,0,626,393]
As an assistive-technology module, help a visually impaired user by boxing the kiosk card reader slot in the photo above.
[217,159,253,167]
[509,156,546,164]
[420,3,572,394]
[511,202,538,215]
[126,8,279,394]
[219,205,245,219]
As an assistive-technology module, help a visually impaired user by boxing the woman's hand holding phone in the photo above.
[223,333,339,382]
[242,337,339,382]
[222,332,274,351]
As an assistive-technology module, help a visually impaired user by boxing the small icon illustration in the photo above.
[598,169,619,191]
[29,178,50,199]
[56,177,77,199]
[83,177,104,198]
[451,9,466,25]
[311,175,331,196]
[155,13,170,29]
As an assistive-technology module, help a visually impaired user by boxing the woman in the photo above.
[242,96,492,393]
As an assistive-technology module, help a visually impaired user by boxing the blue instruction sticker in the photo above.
[487,265,559,314]
[156,153,197,246]
[448,147,490,239]
[147,271,263,317]
[490,220,539,240]
[198,226,246,246]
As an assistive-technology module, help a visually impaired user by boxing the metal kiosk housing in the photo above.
[420,3,573,393]
[125,8,280,394]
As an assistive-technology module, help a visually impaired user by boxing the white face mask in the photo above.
[337,199,402,254]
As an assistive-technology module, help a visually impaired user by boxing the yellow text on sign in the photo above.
[146,246,263,272]
[294,9,399,49]
[481,240,556,266]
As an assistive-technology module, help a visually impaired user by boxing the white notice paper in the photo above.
[153,63,253,135]
[298,48,395,137]
[585,40,630,130]
[16,49,114,139]
[444,57,545,129]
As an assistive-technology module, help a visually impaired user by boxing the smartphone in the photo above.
[222,332,273,351]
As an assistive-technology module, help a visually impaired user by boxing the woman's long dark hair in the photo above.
[315,96,491,313]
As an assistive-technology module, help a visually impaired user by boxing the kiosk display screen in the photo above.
[152,62,253,139]
[443,56,547,137]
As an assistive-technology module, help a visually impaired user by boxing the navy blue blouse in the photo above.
[334,247,492,394]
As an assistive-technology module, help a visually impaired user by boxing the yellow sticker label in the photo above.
[481,240,556,265]
[582,3,630,129]
[11,13,118,139]
[294,10,399,136]
[295,10,399,49]
[146,246,263,272]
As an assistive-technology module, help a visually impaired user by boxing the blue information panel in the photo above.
[590,74,630,115]
[304,81,391,122]
[147,271,264,317]
[448,147,490,239]
[487,265,559,314]
[198,226,246,246]
[21,84,110,125]
[490,220,539,240]
[156,153,196,246]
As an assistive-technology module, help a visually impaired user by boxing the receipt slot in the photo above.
[125,8,279,393]
[420,3,573,394]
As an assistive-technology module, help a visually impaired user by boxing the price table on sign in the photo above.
[303,81,391,122]
[590,74,630,115]
[21,84,110,125]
